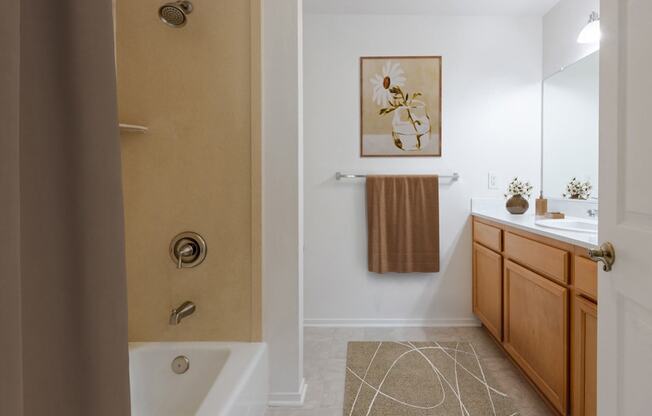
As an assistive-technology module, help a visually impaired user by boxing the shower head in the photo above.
[158,0,193,28]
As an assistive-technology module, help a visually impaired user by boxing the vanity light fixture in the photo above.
[577,11,601,44]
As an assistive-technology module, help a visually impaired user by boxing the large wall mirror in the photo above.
[542,52,599,200]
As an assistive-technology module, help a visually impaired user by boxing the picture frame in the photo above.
[360,56,442,157]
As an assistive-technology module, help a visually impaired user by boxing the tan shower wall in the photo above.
[116,0,260,341]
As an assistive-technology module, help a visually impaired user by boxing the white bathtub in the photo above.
[129,342,268,416]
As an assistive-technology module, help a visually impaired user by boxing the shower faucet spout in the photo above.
[169,301,196,325]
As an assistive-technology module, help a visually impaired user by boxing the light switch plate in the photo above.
[488,172,498,190]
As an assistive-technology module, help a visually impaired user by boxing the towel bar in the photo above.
[335,172,460,181]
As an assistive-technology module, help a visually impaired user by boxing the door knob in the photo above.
[588,242,616,272]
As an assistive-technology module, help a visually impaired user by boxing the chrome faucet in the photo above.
[587,209,599,218]
[169,301,196,325]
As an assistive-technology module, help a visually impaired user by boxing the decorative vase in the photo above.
[506,195,529,215]
[391,101,431,151]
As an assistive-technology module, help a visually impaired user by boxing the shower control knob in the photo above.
[170,232,206,269]
[175,243,195,268]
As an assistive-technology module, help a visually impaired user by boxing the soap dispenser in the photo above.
[535,191,548,217]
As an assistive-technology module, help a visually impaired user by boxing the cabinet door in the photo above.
[504,260,569,414]
[472,243,503,340]
[572,295,597,416]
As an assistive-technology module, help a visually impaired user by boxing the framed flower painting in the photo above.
[360,56,442,157]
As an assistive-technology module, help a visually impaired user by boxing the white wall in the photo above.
[543,0,600,78]
[303,14,542,326]
[262,0,305,404]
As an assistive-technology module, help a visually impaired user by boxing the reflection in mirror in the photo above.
[542,52,599,200]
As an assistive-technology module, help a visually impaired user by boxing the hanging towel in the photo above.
[366,175,440,273]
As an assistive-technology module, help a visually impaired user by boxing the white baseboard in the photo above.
[303,318,481,328]
[267,378,307,407]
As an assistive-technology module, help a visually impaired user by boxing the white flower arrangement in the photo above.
[563,178,592,200]
[505,177,533,199]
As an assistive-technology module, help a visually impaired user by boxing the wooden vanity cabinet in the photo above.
[472,217,598,416]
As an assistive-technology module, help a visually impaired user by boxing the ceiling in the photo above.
[303,0,561,17]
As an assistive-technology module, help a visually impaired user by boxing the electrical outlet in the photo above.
[488,172,498,190]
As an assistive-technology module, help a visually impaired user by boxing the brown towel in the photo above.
[366,175,440,273]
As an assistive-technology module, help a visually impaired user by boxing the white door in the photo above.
[598,0,652,415]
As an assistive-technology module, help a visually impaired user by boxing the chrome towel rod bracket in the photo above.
[335,172,460,181]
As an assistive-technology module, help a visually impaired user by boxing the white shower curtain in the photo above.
[0,0,131,415]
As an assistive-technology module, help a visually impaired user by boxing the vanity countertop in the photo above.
[471,199,598,249]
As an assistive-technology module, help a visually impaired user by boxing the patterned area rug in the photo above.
[344,341,519,416]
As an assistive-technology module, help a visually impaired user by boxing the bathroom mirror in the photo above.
[542,52,599,200]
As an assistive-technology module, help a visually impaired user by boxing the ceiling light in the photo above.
[577,12,601,44]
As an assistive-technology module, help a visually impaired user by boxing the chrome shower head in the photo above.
[158,0,193,28]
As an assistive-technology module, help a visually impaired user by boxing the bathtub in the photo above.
[129,342,268,416]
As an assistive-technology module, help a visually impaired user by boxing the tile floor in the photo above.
[265,326,554,416]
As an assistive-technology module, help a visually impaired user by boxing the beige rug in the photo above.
[344,341,519,416]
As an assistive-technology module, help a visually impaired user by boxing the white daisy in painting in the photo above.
[370,61,406,107]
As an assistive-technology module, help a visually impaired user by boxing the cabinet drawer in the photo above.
[574,256,598,301]
[503,260,569,414]
[504,232,569,284]
[473,220,502,252]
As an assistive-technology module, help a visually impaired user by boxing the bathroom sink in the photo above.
[535,218,598,233]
